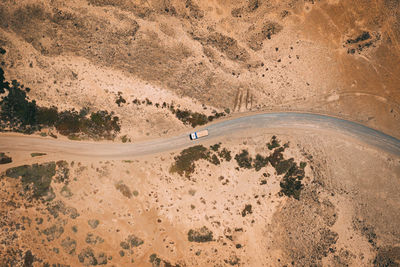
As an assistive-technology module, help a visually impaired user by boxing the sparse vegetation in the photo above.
[373,246,400,267]
[86,233,104,245]
[188,226,213,242]
[54,160,70,184]
[275,158,295,175]
[170,144,228,177]
[120,234,144,250]
[234,150,253,169]
[61,237,77,255]
[42,224,64,242]
[121,134,130,143]
[230,137,306,199]
[253,154,268,171]
[241,204,253,217]
[131,96,226,127]
[149,254,162,267]
[279,163,304,200]
[88,219,99,229]
[172,108,209,127]
[31,152,46,157]
[78,248,98,266]
[219,148,232,161]
[115,181,132,198]
[149,253,180,267]
[210,154,220,165]
[267,136,280,150]
[0,67,120,139]
[60,185,73,198]
[115,92,126,107]
[210,143,221,151]
[5,162,56,200]
[170,145,210,177]
[46,200,80,219]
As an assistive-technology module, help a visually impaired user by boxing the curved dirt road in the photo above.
[0,112,399,159]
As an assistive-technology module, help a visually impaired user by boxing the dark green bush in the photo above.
[188,226,213,242]
[210,143,221,151]
[280,176,303,200]
[234,150,252,169]
[219,148,232,161]
[253,154,268,171]
[0,67,120,139]
[36,106,59,126]
[120,234,144,249]
[6,162,56,199]
[115,181,132,198]
[170,145,209,177]
[210,154,220,165]
[0,152,12,164]
[275,158,295,175]
[267,135,280,150]
[115,93,126,106]
[241,204,252,217]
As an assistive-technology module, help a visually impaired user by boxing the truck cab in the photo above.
[189,129,208,140]
[190,132,197,140]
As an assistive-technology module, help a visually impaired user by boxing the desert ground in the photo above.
[0,0,400,266]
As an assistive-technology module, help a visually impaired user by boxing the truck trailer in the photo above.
[189,129,209,140]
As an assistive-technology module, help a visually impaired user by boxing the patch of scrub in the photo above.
[5,162,56,200]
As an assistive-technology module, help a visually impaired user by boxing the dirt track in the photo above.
[1,112,399,161]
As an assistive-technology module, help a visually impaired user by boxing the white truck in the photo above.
[189,129,209,140]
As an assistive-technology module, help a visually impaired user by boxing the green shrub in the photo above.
[210,154,220,165]
[115,93,126,107]
[121,135,129,143]
[61,237,77,255]
[210,143,221,151]
[279,176,303,200]
[234,150,252,169]
[170,145,209,177]
[267,147,285,167]
[5,162,56,199]
[188,226,213,242]
[241,204,252,217]
[0,152,12,164]
[36,106,59,126]
[42,224,64,242]
[267,135,280,150]
[149,254,162,267]
[253,154,268,171]
[88,219,99,229]
[0,67,120,139]
[78,247,97,265]
[120,234,144,249]
[85,233,104,245]
[275,158,295,175]
[30,152,47,157]
[115,181,132,198]
[219,148,232,161]
[174,108,208,127]
[279,161,305,199]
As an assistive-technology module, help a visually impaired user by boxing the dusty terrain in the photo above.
[0,0,400,266]
[1,131,400,266]
[0,0,400,140]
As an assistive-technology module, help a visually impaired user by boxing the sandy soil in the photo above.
[0,0,399,140]
[1,130,399,266]
[0,0,400,266]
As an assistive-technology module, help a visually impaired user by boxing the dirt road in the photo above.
[0,113,399,160]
